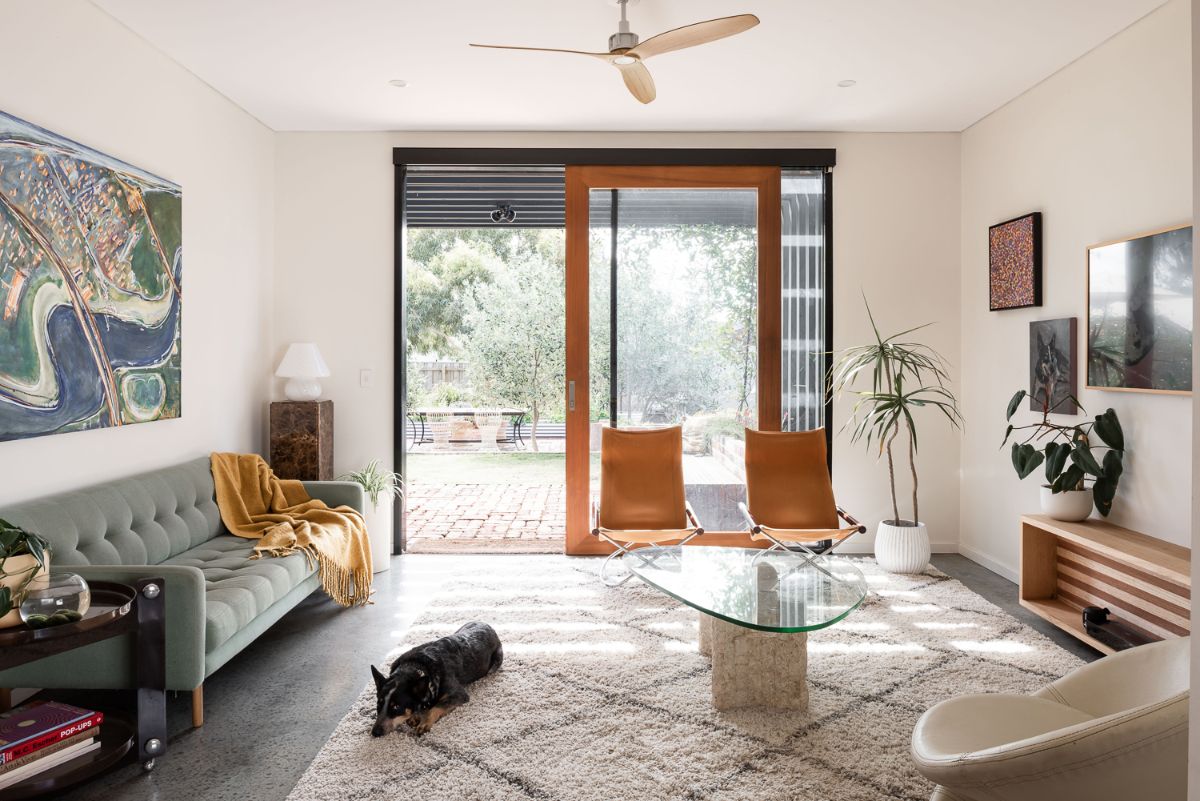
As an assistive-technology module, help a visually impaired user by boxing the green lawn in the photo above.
[406,453,597,484]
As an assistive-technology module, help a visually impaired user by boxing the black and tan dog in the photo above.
[370,621,503,737]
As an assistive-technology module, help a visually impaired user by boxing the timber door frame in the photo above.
[564,165,782,555]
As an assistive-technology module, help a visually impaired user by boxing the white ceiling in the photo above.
[92,0,1167,133]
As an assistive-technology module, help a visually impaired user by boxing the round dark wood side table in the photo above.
[0,577,166,799]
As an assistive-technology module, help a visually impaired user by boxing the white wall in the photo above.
[273,130,962,551]
[958,0,1193,579]
[11,1,1184,577]
[1189,2,1199,798]
[0,0,276,504]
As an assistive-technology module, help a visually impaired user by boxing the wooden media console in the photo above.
[1019,514,1190,655]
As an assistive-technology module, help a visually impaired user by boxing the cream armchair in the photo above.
[911,637,1189,801]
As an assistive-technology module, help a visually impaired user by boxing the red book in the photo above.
[0,701,104,764]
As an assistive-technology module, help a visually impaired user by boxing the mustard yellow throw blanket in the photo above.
[210,452,372,607]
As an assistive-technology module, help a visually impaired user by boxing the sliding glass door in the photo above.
[564,166,782,554]
[590,187,760,532]
[392,154,830,556]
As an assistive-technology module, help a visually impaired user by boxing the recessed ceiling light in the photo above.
[837,79,857,88]
[389,79,408,88]
[612,55,636,66]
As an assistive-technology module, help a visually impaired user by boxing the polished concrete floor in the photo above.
[58,556,438,801]
[931,554,1100,662]
[59,553,1099,801]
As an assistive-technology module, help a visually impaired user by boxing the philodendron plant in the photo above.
[0,518,50,618]
[1001,390,1126,516]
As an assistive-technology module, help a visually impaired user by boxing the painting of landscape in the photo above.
[0,111,181,442]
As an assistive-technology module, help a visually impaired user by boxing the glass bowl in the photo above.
[19,573,91,629]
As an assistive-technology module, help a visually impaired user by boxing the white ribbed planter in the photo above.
[1040,486,1093,522]
[362,496,393,574]
[875,521,930,574]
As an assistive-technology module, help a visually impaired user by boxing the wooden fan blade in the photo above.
[627,14,760,60]
[614,59,656,104]
[469,43,611,60]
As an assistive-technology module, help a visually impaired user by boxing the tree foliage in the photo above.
[587,224,756,425]
[691,225,757,416]
[406,240,498,357]
[460,245,565,450]
[406,222,761,444]
[406,229,566,359]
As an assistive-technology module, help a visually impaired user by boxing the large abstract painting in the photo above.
[0,111,181,442]
[1087,225,1192,394]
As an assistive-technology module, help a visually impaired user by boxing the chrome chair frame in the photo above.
[592,500,703,587]
[738,501,865,567]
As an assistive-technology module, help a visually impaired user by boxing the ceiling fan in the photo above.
[470,0,759,104]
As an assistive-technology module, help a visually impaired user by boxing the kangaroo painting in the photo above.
[1029,318,1077,414]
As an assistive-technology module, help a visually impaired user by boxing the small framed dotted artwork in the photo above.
[989,212,1042,311]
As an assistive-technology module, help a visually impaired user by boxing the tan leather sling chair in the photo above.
[738,427,865,560]
[591,426,703,586]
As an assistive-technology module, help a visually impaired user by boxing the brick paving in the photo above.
[406,481,565,552]
[402,449,739,553]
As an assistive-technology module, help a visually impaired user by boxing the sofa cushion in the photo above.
[163,535,316,653]
[0,457,222,567]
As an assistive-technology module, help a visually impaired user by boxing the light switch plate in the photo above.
[359,369,374,388]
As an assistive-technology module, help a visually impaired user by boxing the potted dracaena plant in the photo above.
[830,298,963,573]
[1002,390,1125,521]
[339,460,404,574]
[0,518,51,628]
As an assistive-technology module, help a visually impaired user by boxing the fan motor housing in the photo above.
[608,31,638,52]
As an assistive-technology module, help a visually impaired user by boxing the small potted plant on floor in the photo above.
[830,298,963,573]
[339,461,404,573]
[0,518,51,628]
[1001,390,1125,521]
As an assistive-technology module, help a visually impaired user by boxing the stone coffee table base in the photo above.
[698,612,809,710]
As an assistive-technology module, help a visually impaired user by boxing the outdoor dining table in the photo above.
[406,407,528,446]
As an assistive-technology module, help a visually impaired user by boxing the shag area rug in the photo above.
[287,557,1083,801]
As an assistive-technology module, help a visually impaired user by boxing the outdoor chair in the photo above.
[474,409,503,451]
[738,427,865,562]
[591,426,703,586]
[426,411,454,446]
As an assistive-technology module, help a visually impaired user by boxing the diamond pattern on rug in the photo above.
[702,758,853,801]
[286,557,1084,801]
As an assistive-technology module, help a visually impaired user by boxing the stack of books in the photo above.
[0,701,103,790]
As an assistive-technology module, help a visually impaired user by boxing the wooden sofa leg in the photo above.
[0,689,11,713]
[191,685,204,728]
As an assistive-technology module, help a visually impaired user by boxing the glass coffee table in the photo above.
[624,546,869,710]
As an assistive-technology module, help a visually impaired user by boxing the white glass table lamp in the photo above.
[275,343,331,401]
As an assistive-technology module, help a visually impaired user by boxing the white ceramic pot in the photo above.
[0,553,48,628]
[875,521,930,574]
[362,496,393,574]
[1040,486,1093,522]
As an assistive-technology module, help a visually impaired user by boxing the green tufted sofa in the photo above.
[0,456,365,726]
